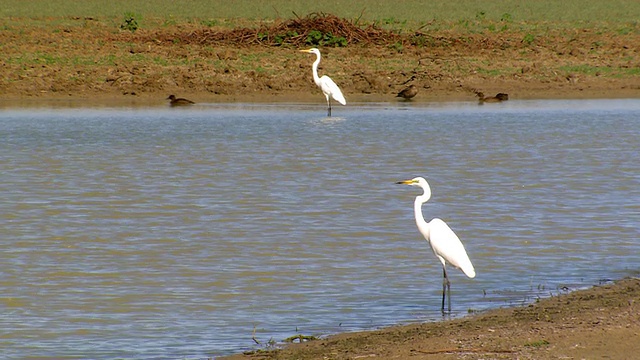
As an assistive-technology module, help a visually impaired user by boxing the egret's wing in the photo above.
[429,218,475,278]
[320,75,346,105]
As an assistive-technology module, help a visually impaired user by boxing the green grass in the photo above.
[1,1,639,38]
[524,339,550,348]
[559,65,640,77]
[2,0,640,26]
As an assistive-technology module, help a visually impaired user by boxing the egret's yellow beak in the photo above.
[396,179,415,185]
[299,49,312,53]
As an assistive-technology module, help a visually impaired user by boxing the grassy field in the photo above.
[2,0,640,27]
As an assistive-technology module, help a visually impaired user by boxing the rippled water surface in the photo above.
[2,99,639,359]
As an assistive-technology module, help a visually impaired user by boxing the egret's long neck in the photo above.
[413,189,431,238]
[311,53,321,86]
[413,195,429,229]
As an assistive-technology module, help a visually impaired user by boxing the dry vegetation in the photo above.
[142,13,398,47]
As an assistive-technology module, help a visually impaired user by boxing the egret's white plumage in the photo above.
[397,176,475,312]
[300,48,346,116]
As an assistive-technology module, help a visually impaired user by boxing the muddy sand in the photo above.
[223,278,640,360]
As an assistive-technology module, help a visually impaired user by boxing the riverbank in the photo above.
[223,277,640,360]
[1,14,639,104]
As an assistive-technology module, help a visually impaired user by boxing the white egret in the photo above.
[299,48,346,117]
[166,95,195,106]
[397,177,475,312]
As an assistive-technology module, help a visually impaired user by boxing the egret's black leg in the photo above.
[327,98,332,117]
[446,272,452,312]
[441,266,451,313]
[441,267,446,312]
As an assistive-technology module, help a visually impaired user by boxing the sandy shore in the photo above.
[2,79,639,107]
[221,277,640,360]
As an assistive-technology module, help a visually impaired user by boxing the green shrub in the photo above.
[306,30,323,45]
[522,33,535,45]
[305,30,347,47]
[120,12,139,32]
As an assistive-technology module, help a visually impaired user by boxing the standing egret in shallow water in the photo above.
[300,48,346,117]
[397,177,475,312]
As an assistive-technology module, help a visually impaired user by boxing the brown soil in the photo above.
[223,278,640,360]
[1,14,639,105]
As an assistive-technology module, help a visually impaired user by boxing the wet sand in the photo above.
[222,277,640,360]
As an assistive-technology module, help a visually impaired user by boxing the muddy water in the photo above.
[2,99,639,358]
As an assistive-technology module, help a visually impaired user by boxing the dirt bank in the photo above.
[1,16,639,104]
[223,277,640,360]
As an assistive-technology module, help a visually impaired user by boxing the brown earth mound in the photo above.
[141,13,400,47]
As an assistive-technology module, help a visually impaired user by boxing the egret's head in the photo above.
[397,177,432,199]
[299,48,320,55]
[396,177,426,186]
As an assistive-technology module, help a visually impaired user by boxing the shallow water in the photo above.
[1,99,639,359]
